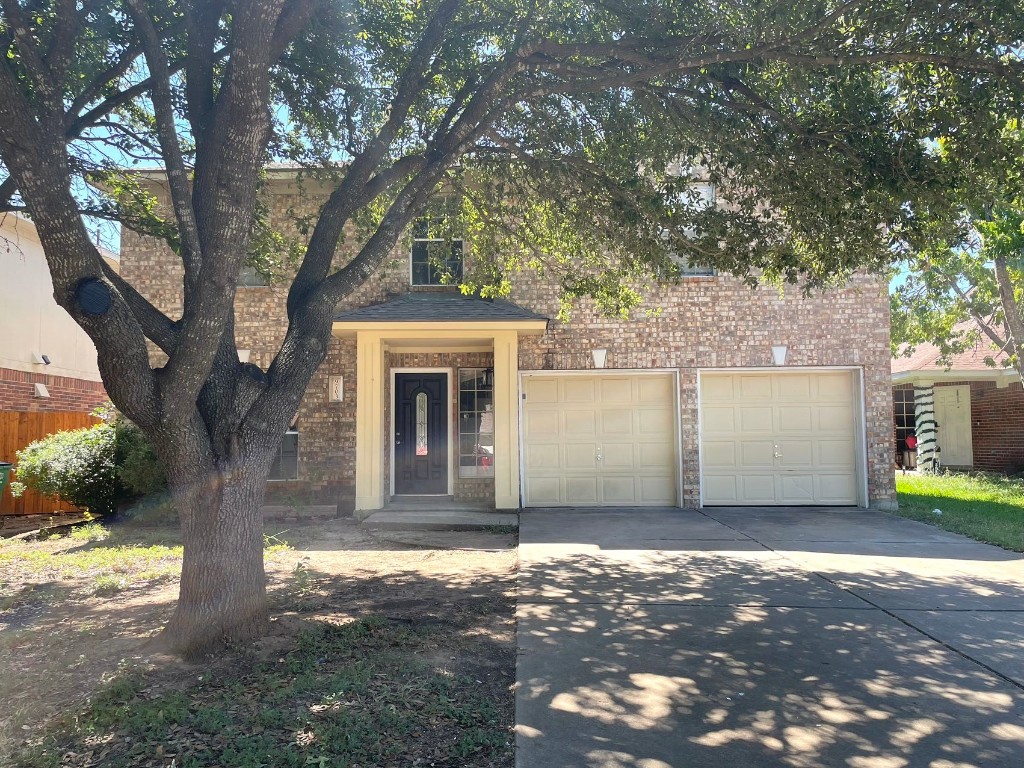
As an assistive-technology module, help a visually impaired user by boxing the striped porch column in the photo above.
[914,384,938,472]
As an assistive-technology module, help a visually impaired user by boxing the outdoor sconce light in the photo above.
[771,345,788,366]
[592,348,608,369]
[31,351,51,365]
[34,383,50,398]
[237,349,251,363]
[328,375,344,402]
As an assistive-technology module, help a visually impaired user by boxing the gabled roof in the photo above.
[333,291,547,323]
[892,318,1015,380]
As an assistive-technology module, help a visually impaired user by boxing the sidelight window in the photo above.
[458,368,494,478]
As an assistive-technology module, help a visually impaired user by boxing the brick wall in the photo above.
[0,367,108,413]
[969,381,1024,474]
[120,179,896,510]
[513,271,895,507]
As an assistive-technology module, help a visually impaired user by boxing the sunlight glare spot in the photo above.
[988,722,1024,740]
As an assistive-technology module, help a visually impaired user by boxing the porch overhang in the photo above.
[332,318,548,338]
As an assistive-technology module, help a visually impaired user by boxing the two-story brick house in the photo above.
[119,170,896,514]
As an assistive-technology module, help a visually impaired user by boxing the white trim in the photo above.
[389,367,454,497]
[517,369,683,508]
[892,368,1017,385]
[696,366,868,508]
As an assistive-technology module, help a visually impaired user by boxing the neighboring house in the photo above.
[0,213,115,513]
[892,323,1024,474]
[119,171,896,513]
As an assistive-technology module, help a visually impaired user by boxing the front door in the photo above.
[394,373,449,494]
[934,385,974,467]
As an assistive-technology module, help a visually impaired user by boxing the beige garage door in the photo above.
[522,374,677,506]
[700,371,860,505]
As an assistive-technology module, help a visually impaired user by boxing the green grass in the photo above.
[0,522,294,594]
[17,617,511,768]
[894,472,1024,551]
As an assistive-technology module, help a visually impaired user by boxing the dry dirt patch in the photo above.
[0,517,517,767]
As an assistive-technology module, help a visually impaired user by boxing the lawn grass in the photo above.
[0,520,293,601]
[894,472,1024,551]
[16,617,512,768]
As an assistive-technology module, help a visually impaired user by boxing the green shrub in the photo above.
[114,418,166,495]
[10,411,166,516]
[11,422,126,515]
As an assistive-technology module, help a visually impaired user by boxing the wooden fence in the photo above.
[1,411,101,515]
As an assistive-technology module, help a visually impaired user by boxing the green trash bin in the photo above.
[0,462,11,509]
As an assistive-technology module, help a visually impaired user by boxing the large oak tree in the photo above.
[1,0,1021,656]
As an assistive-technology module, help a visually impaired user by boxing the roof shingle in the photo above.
[333,291,547,323]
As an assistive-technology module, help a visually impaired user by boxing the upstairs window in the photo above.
[665,181,716,277]
[411,201,463,286]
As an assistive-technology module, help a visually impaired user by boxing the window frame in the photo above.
[237,264,270,287]
[268,428,299,481]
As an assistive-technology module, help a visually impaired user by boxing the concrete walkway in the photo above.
[516,508,1024,768]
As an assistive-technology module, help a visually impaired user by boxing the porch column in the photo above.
[492,330,521,509]
[355,331,386,512]
[914,382,938,473]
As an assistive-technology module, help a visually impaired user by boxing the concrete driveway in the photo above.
[515,508,1024,768]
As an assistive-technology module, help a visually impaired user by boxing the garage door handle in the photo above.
[596,452,603,461]
[773,444,782,459]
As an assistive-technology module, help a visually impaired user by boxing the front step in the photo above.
[360,508,518,532]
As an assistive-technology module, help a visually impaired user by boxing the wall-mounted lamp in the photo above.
[591,348,608,369]
[328,374,344,402]
[31,352,51,365]
[34,383,50,398]
[771,345,788,366]
[237,349,251,363]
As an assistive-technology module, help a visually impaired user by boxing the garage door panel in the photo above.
[703,475,739,503]
[776,374,811,401]
[815,474,857,503]
[701,375,736,402]
[702,406,736,433]
[817,405,854,431]
[739,375,772,400]
[527,378,560,403]
[740,474,776,503]
[817,439,856,467]
[739,441,775,468]
[563,378,596,403]
[740,407,773,432]
[525,477,561,505]
[777,440,813,467]
[778,474,815,503]
[601,409,633,435]
[602,443,637,469]
[523,374,677,507]
[640,442,675,468]
[700,371,859,506]
[526,443,561,469]
[817,374,854,400]
[565,444,599,469]
[602,476,637,503]
[639,476,676,504]
[566,477,599,504]
[638,408,674,436]
[638,376,673,403]
[599,377,631,402]
[563,410,596,436]
[777,406,813,432]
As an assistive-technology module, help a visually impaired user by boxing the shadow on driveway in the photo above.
[515,507,1024,768]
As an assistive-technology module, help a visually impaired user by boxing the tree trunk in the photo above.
[993,254,1024,384]
[154,461,269,658]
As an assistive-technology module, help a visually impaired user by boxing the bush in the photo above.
[11,410,167,516]
[12,422,126,515]
[115,418,166,496]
